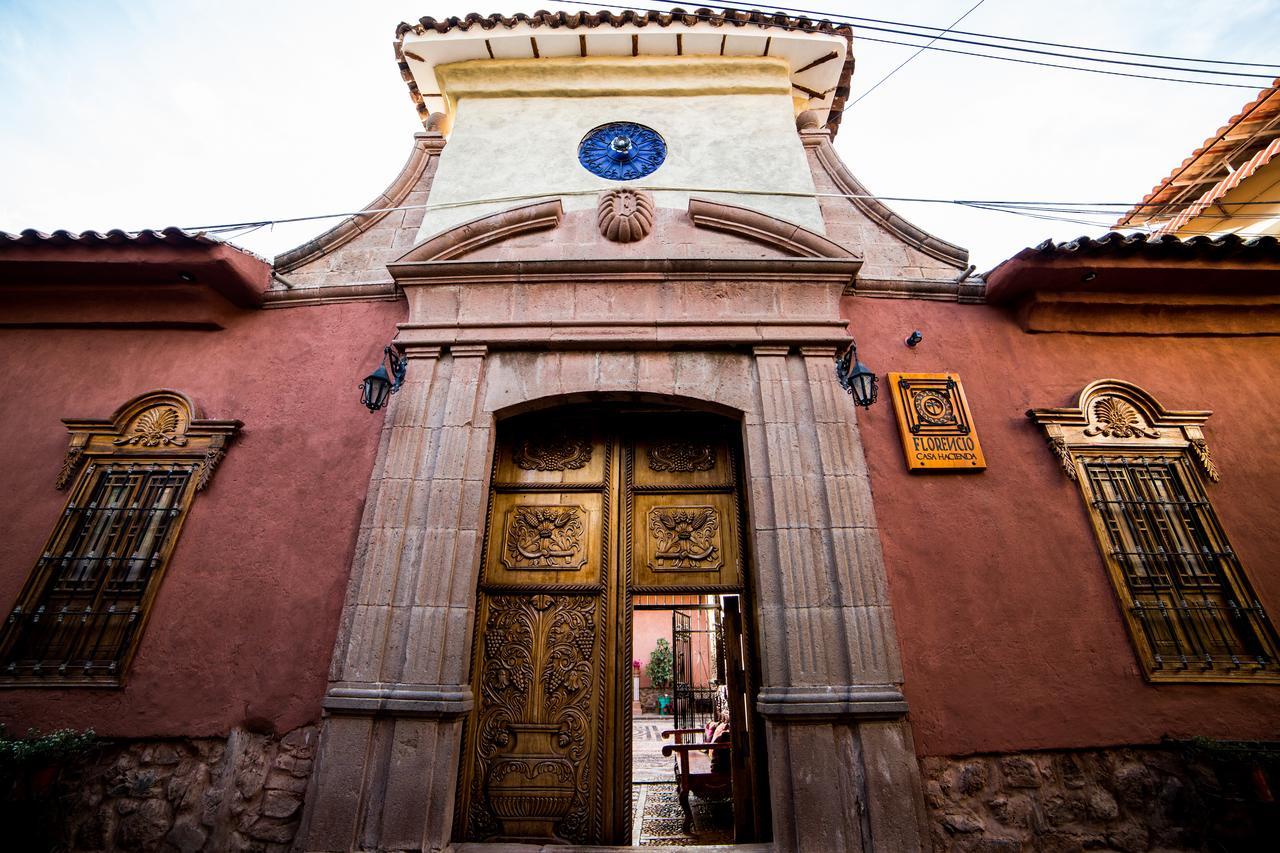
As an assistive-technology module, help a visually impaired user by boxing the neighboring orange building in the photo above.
[1,9,1277,852]
[1117,77,1280,237]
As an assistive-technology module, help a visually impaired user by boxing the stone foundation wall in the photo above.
[924,744,1278,852]
[638,686,673,715]
[53,724,317,852]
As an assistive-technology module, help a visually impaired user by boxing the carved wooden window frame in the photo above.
[0,390,238,687]
[1029,379,1279,683]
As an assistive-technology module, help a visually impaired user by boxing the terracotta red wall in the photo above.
[0,297,403,737]
[842,295,1280,758]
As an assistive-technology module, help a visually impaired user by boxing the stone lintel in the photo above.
[394,322,852,351]
[757,684,908,720]
[388,256,862,284]
[323,683,474,718]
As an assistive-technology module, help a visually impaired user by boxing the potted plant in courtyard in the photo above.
[646,638,674,715]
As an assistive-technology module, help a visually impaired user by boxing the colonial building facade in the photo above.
[1,9,1277,853]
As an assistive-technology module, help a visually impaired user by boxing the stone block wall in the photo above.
[924,745,1278,852]
[52,725,316,852]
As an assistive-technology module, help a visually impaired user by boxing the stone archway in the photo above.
[297,342,929,851]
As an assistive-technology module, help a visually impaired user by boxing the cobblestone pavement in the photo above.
[632,715,676,783]
[630,716,733,846]
[633,783,733,846]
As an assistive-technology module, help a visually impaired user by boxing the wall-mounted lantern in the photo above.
[360,345,407,412]
[835,341,878,409]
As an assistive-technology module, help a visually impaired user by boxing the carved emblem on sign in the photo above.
[912,389,956,426]
[503,506,588,571]
[889,373,986,472]
[513,433,592,471]
[648,506,722,570]
[112,406,187,447]
[647,441,715,473]
[1084,398,1160,439]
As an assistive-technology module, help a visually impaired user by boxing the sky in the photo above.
[1,1,1278,270]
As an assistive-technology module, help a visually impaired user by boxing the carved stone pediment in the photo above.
[57,390,241,492]
[1027,379,1217,482]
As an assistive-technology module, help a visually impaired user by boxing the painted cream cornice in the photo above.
[434,55,794,132]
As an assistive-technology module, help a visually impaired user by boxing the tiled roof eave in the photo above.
[1027,230,1280,260]
[983,230,1280,302]
[1118,78,1280,227]
[394,7,855,137]
[0,227,269,264]
[0,227,272,307]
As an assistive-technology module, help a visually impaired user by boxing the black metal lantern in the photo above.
[835,342,878,409]
[360,345,407,412]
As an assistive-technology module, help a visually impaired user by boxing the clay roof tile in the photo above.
[394,7,855,136]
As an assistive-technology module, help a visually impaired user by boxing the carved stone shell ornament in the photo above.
[1084,397,1160,439]
[596,189,655,243]
[112,406,187,447]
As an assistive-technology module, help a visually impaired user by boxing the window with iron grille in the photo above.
[0,462,197,683]
[1079,453,1279,682]
[0,390,235,687]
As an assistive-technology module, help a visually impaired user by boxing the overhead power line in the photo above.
[177,187,1280,238]
[849,0,987,108]
[848,33,1261,88]
[752,3,1280,71]
[576,4,1272,89]
[841,19,1275,80]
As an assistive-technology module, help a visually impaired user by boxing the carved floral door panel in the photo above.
[629,418,745,591]
[459,411,753,846]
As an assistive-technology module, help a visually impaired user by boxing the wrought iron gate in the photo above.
[671,604,723,730]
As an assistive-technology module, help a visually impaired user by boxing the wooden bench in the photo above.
[660,727,732,834]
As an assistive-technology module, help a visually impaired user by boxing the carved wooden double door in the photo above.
[457,410,755,845]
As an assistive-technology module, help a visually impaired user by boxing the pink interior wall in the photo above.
[633,609,715,689]
[0,297,404,737]
[634,611,669,689]
[841,294,1280,757]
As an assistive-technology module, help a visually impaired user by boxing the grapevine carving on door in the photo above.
[512,433,593,471]
[468,594,599,843]
[647,440,715,472]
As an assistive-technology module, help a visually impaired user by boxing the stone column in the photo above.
[296,344,491,852]
[747,345,929,852]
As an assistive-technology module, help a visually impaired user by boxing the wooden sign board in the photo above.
[888,372,987,472]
